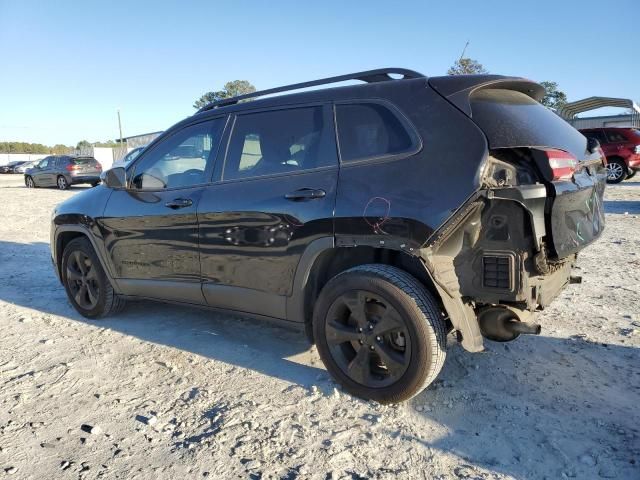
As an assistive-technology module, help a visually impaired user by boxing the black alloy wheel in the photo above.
[325,289,411,388]
[65,250,100,310]
[313,264,447,403]
[61,237,125,318]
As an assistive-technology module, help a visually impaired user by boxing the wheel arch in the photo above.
[54,226,120,293]
[286,239,448,343]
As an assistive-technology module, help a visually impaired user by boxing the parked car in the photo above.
[579,127,640,183]
[111,146,146,169]
[25,155,102,189]
[50,68,607,403]
[14,160,37,174]
[0,160,28,173]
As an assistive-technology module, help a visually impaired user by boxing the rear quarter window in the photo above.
[335,102,419,163]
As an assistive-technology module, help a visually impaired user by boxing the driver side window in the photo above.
[131,119,225,190]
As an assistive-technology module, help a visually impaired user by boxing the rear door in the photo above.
[197,104,339,319]
[99,117,227,304]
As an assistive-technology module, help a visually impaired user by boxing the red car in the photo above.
[580,127,640,183]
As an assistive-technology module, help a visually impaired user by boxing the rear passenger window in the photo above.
[224,106,337,181]
[606,131,627,143]
[336,102,416,163]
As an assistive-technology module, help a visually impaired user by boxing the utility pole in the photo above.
[117,109,124,147]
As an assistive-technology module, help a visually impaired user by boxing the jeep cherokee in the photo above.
[50,68,606,403]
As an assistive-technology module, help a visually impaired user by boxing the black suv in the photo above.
[50,69,606,403]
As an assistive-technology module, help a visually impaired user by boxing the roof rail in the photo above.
[197,68,425,113]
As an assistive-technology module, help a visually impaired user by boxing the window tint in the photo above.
[39,158,50,168]
[131,119,224,190]
[336,103,415,163]
[605,130,627,143]
[71,157,96,165]
[224,106,337,180]
[582,131,607,144]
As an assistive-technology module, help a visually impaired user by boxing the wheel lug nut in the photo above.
[358,328,363,333]
[369,345,375,351]
[376,336,382,342]
[358,340,363,345]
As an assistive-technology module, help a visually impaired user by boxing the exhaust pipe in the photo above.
[478,306,541,342]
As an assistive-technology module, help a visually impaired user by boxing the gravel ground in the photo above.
[0,174,638,479]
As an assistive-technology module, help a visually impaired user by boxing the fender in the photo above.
[286,236,334,324]
[53,224,122,294]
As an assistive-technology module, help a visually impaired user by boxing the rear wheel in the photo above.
[313,264,447,403]
[61,237,125,318]
[606,158,627,184]
[57,175,69,190]
[25,176,35,188]
[626,169,637,180]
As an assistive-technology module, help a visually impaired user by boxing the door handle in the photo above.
[284,188,326,201]
[165,198,193,209]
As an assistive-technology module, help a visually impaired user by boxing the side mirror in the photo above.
[101,167,126,188]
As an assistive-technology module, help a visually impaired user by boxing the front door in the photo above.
[33,157,53,186]
[198,105,339,318]
[99,117,227,304]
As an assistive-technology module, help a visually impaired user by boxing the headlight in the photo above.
[634,145,640,154]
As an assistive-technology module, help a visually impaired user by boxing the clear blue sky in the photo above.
[1,0,638,146]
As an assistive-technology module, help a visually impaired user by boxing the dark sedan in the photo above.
[0,160,28,173]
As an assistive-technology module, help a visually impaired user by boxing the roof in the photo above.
[558,97,640,119]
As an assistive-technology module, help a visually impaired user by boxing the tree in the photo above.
[539,81,568,111]
[193,80,256,109]
[447,57,488,75]
[76,140,91,150]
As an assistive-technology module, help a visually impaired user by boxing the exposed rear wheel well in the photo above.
[301,246,443,342]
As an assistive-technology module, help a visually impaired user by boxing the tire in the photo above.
[57,175,69,190]
[25,176,36,188]
[605,158,627,184]
[313,264,447,403]
[626,169,637,180]
[61,237,125,319]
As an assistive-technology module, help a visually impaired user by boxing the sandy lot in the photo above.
[0,174,638,479]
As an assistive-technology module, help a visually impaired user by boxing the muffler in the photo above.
[477,306,541,342]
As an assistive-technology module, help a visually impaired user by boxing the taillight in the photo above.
[545,149,578,181]
[634,145,640,154]
[65,164,75,172]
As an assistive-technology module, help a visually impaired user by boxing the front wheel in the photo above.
[57,175,69,190]
[313,264,447,403]
[61,237,125,318]
[25,176,35,188]
[606,158,627,184]
[626,169,637,180]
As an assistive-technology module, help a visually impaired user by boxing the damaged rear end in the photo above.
[424,77,607,350]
